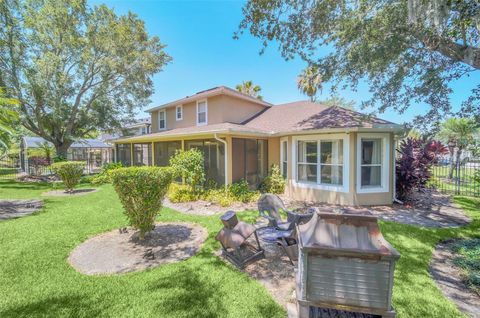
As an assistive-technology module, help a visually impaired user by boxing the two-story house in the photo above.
[113,86,403,205]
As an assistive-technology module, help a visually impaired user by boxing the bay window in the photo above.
[295,136,347,190]
[357,134,389,193]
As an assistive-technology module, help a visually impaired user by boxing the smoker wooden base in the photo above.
[294,300,396,318]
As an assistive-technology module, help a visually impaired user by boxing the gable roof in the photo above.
[22,136,111,149]
[245,101,397,133]
[145,86,272,112]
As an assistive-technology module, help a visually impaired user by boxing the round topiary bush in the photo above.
[50,161,85,193]
[110,167,174,239]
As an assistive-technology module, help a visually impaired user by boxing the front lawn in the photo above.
[0,178,479,317]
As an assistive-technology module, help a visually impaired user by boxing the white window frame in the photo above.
[196,99,208,126]
[292,134,349,192]
[356,133,390,193]
[280,137,288,179]
[158,110,166,131]
[176,105,183,121]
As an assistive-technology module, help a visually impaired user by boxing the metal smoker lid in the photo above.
[297,212,400,260]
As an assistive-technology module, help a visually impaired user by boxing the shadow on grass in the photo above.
[0,295,103,318]
[148,263,228,318]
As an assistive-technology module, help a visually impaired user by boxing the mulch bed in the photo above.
[41,188,98,197]
[68,222,207,275]
[430,240,480,318]
[0,199,43,220]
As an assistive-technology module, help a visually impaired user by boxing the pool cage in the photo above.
[20,136,113,175]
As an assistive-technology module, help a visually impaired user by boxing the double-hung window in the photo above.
[158,110,166,130]
[176,105,183,121]
[295,136,347,191]
[197,100,207,125]
[357,133,389,193]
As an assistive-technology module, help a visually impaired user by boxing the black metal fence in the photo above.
[429,158,480,197]
[0,155,104,180]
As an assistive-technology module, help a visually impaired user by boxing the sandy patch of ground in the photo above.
[430,240,480,318]
[0,199,43,220]
[42,188,98,197]
[163,198,256,216]
[283,190,470,228]
[69,222,207,275]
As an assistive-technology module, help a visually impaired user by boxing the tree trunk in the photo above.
[54,143,70,160]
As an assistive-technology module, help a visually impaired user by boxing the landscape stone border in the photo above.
[0,199,43,220]
[68,222,207,275]
[41,188,99,197]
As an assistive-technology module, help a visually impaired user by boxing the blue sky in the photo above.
[89,0,479,125]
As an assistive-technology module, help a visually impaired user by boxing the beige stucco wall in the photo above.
[150,95,266,133]
[283,132,394,206]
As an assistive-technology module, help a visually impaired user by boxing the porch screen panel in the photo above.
[154,141,181,166]
[185,139,225,185]
[116,144,131,166]
[133,143,152,166]
[232,138,246,183]
[232,138,269,187]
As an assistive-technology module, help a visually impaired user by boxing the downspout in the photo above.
[214,133,228,189]
[393,136,403,204]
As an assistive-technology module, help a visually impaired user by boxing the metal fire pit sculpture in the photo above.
[295,212,400,318]
[215,211,264,268]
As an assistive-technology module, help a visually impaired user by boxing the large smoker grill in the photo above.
[295,212,400,318]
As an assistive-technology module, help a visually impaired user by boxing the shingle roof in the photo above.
[115,101,401,143]
[145,86,272,112]
[245,101,396,133]
[23,136,111,148]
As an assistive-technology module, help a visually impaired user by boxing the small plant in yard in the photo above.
[451,238,480,294]
[169,148,205,193]
[228,180,259,203]
[259,164,285,194]
[167,183,201,203]
[111,167,173,239]
[50,161,85,193]
[29,156,50,176]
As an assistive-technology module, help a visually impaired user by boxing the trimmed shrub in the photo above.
[259,164,285,194]
[169,149,205,192]
[50,161,85,193]
[111,167,173,239]
[91,162,123,184]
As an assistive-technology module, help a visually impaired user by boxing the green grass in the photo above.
[0,178,479,317]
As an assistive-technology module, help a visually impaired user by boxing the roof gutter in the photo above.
[214,133,228,189]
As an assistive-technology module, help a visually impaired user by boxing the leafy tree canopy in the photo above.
[320,95,356,110]
[238,0,480,129]
[0,87,19,152]
[0,0,171,155]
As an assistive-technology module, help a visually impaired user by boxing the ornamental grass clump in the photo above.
[50,161,85,193]
[111,167,173,239]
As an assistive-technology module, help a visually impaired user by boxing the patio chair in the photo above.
[257,193,297,231]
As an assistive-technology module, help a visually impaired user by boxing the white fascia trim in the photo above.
[158,109,167,131]
[196,99,208,126]
[175,105,183,121]
[280,137,288,177]
[356,132,390,194]
[291,133,350,193]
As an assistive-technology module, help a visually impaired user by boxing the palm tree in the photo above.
[297,65,323,102]
[235,81,263,100]
[0,88,19,153]
[437,118,479,179]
